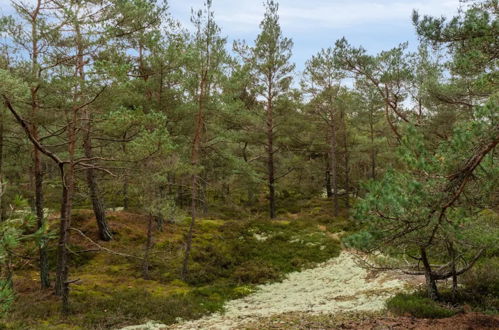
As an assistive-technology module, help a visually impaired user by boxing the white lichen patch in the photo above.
[253,232,269,241]
[121,321,167,330]
[164,252,411,330]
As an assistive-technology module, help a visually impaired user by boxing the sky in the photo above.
[0,0,462,70]
[169,0,461,69]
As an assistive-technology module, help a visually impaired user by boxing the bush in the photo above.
[386,293,456,318]
[462,256,499,298]
[458,256,499,312]
[231,260,281,284]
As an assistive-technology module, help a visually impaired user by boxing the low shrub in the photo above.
[386,293,456,318]
[231,260,281,284]
[461,256,499,298]
[456,256,499,312]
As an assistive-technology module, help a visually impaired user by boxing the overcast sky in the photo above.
[0,0,461,69]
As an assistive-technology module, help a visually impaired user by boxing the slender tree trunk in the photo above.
[329,122,339,216]
[342,119,350,209]
[0,106,4,222]
[142,214,154,279]
[33,143,50,288]
[201,175,208,216]
[56,112,77,314]
[123,175,129,210]
[421,247,440,300]
[181,173,197,280]
[55,164,73,308]
[267,94,276,219]
[28,1,50,286]
[122,135,129,210]
[324,152,333,197]
[369,111,376,180]
[76,23,112,241]
[448,242,458,300]
[182,67,207,279]
[83,132,112,241]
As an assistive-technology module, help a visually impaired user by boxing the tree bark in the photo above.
[343,119,350,209]
[75,22,112,241]
[329,122,339,216]
[181,173,197,280]
[267,93,276,219]
[325,154,333,198]
[369,109,376,180]
[27,0,50,288]
[122,136,129,210]
[33,141,50,288]
[83,131,112,241]
[421,247,440,300]
[182,63,208,279]
[55,165,73,299]
[0,106,4,222]
[142,214,154,279]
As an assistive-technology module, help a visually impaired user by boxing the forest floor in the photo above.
[4,201,498,329]
[122,251,414,329]
[123,251,499,330]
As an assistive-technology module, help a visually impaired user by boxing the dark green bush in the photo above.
[386,293,456,318]
[462,257,499,298]
[457,256,499,312]
[231,260,281,284]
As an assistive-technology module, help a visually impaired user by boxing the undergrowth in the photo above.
[2,200,343,329]
[386,293,456,318]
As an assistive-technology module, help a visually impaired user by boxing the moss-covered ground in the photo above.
[1,198,347,329]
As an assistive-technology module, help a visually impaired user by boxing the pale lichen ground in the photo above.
[121,252,413,330]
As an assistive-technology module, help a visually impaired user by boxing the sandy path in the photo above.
[121,251,412,330]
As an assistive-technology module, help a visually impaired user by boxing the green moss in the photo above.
[7,204,343,329]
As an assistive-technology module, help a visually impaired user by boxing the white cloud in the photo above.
[170,0,460,33]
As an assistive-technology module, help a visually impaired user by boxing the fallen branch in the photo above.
[69,227,143,260]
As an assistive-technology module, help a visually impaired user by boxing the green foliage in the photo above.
[0,69,29,102]
[386,293,456,318]
[185,217,341,285]
[0,196,40,316]
[230,260,281,284]
[0,280,14,317]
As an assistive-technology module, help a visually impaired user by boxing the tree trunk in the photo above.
[122,135,129,210]
[325,154,333,198]
[343,130,350,209]
[28,1,50,286]
[181,173,197,280]
[448,242,458,300]
[123,175,129,210]
[55,164,74,315]
[369,109,376,180]
[33,145,50,288]
[182,64,207,279]
[0,106,4,222]
[421,247,440,300]
[83,127,112,241]
[76,21,112,241]
[329,124,339,216]
[142,214,154,279]
[267,96,276,219]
